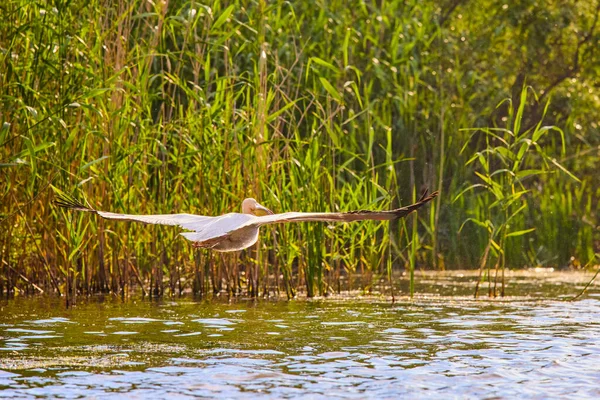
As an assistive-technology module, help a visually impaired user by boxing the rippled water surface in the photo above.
[2,270,600,398]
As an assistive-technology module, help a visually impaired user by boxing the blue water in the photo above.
[1,270,600,398]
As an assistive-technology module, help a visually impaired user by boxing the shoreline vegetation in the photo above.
[1,1,599,300]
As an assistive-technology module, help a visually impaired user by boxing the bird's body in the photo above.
[56,192,438,252]
[180,213,259,251]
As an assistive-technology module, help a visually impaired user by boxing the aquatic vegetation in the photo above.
[1,0,598,299]
[455,87,580,297]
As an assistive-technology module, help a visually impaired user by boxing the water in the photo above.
[1,270,600,398]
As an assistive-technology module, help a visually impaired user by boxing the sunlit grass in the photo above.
[1,0,596,300]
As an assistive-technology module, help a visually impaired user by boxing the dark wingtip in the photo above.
[420,189,439,203]
[413,189,439,209]
[54,192,93,212]
[393,189,439,219]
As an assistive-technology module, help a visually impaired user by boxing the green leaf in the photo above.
[532,125,566,155]
[459,217,492,233]
[84,88,111,99]
[505,203,527,225]
[453,184,486,202]
[465,152,479,166]
[131,12,158,20]
[513,86,529,135]
[549,157,581,183]
[477,153,489,173]
[345,80,363,108]
[490,239,501,252]
[474,171,493,186]
[532,125,554,142]
[80,155,110,172]
[515,169,546,181]
[12,139,55,161]
[506,228,536,237]
[309,57,340,73]
[23,137,36,179]
[481,127,513,143]
[514,141,529,164]
[319,77,343,103]
[490,169,515,178]
[343,30,351,67]
[211,5,235,31]
[266,98,300,123]
[24,106,38,119]
[489,190,529,209]
[325,125,340,147]
[50,184,68,198]
[495,146,515,161]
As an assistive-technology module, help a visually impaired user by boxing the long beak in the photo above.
[254,204,274,216]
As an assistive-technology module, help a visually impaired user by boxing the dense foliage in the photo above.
[1,0,598,298]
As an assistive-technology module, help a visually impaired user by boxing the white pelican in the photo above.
[56,191,438,252]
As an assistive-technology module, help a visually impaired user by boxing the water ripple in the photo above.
[1,271,600,398]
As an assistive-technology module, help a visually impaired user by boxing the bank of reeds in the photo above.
[1,0,598,299]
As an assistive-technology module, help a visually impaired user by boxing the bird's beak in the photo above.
[254,204,274,216]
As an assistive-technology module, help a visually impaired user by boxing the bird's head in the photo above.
[242,198,274,216]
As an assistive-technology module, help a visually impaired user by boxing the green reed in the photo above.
[1,0,597,300]
[455,87,580,297]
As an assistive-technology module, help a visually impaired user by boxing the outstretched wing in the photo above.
[244,190,439,227]
[94,211,214,231]
[55,193,214,232]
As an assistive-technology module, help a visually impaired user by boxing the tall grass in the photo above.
[1,0,598,299]
[455,87,580,297]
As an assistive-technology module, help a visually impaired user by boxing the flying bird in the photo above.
[55,191,438,252]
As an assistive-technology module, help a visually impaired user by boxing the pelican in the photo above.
[55,191,438,252]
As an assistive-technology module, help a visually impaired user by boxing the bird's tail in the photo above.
[53,188,95,213]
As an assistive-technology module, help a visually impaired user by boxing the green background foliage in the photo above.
[1,0,598,297]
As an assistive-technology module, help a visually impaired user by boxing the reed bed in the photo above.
[1,0,598,300]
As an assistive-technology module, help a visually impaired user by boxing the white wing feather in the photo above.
[178,213,254,242]
[95,211,254,243]
[95,211,214,232]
